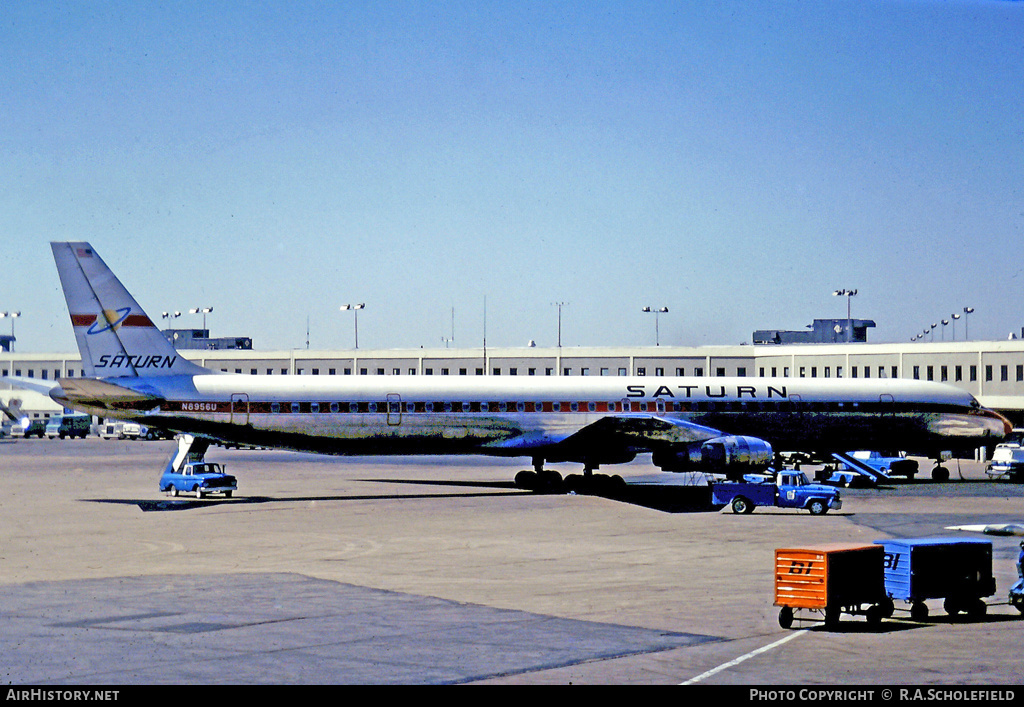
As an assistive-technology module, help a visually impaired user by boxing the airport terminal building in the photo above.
[6,339,1024,426]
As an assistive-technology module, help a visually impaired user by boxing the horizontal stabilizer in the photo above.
[52,377,164,410]
[3,375,61,397]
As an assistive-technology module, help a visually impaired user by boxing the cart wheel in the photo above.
[910,601,929,622]
[866,605,883,627]
[824,606,841,630]
[880,597,895,618]
[778,606,794,629]
[966,598,986,620]
[943,597,961,616]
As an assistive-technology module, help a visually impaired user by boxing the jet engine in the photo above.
[653,435,773,479]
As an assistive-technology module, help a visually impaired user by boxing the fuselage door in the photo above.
[231,393,250,426]
[879,393,895,417]
[387,393,402,426]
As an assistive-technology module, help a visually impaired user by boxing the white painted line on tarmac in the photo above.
[680,630,808,685]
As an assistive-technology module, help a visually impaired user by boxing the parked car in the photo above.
[987,428,1024,480]
[45,414,92,439]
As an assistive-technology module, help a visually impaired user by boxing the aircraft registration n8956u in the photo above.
[36,242,1010,491]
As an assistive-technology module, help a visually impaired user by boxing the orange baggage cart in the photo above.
[775,543,892,629]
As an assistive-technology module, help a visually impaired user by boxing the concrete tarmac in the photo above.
[2,437,1023,685]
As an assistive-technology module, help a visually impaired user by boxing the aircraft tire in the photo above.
[514,470,538,491]
[538,470,563,493]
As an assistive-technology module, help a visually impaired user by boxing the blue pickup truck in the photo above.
[712,471,842,515]
[159,461,237,499]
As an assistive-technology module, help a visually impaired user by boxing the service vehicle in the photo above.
[159,460,237,498]
[775,543,891,629]
[118,422,143,439]
[987,428,1024,480]
[1010,579,1024,614]
[874,537,995,621]
[45,414,91,439]
[711,471,842,515]
[12,418,47,438]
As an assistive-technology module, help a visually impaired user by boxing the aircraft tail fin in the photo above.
[51,242,208,378]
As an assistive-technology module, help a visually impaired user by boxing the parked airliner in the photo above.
[31,242,1010,490]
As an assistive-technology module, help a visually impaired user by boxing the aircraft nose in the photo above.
[988,408,1013,437]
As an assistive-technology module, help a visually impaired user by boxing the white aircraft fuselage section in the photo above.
[51,371,1010,461]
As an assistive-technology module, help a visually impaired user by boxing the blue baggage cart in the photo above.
[874,537,995,621]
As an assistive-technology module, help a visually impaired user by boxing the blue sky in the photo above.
[2,1,1022,353]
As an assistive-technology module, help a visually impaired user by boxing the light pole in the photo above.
[189,307,213,333]
[340,303,364,349]
[642,306,669,346]
[951,313,960,341]
[0,311,20,352]
[833,289,857,342]
[964,307,974,340]
[552,302,568,348]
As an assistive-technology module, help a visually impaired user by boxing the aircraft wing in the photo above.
[562,415,725,447]
[946,523,1024,537]
[485,414,725,456]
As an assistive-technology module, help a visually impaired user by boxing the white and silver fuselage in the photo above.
[52,372,1010,463]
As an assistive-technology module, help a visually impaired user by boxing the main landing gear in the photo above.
[930,459,951,482]
[514,458,627,495]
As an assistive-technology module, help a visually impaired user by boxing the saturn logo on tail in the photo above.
[86,308,132,335]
